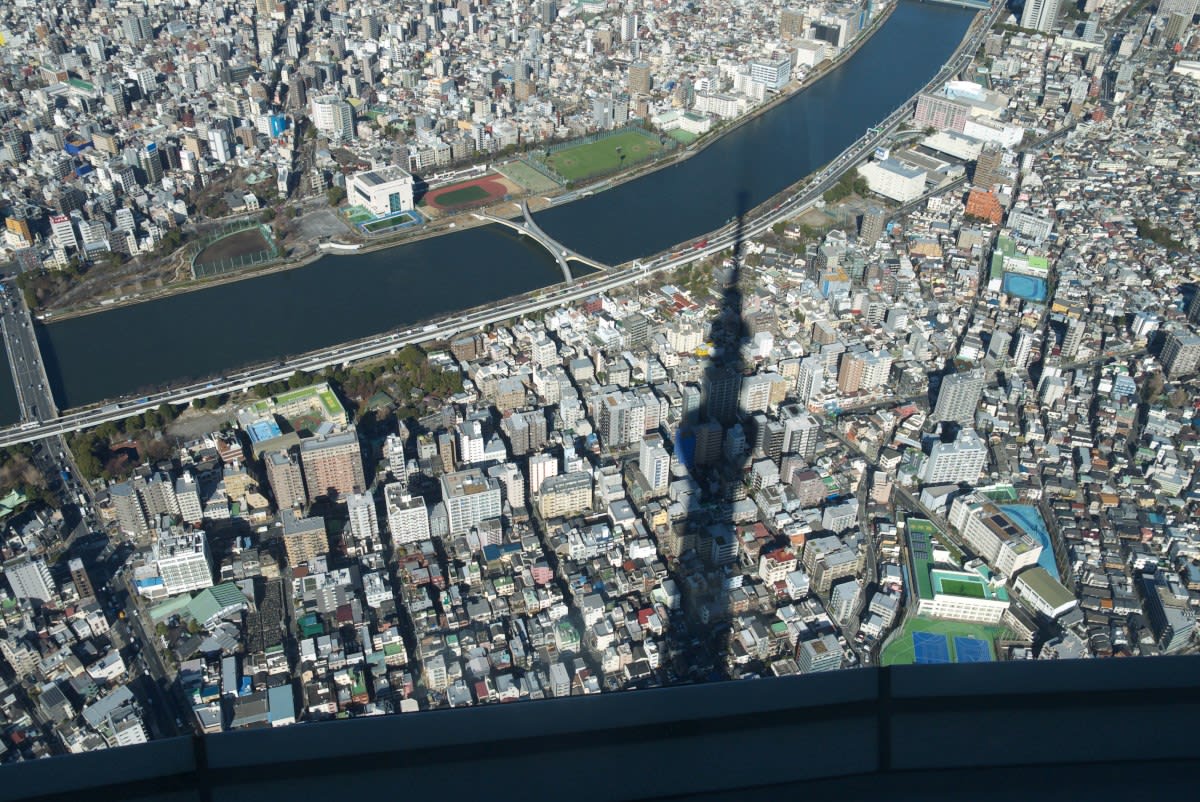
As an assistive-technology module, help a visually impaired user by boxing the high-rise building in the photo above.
[1020,0,1063,33]
[456,419,487,465]
[1161,330,1200,379]
[502,410,548,456]
[488,462,527,510]
[5,556,55,603]
[914,93,970,132]
[780,404,820,460]
[702,365,741,424]
[1141,570,1195,654]
[122,15,153,45]
[1188,293,1200,327]
[948,494,1045,577]
[795,356,824,404]
[153,529,214,596]
[639,435,671,493]
[173,472,203,524]
[310,95,355,140]
[139,143,164,184]
[974,144,1004,190]
[598,391,646,449]
[837,351,867,394]
[1012,328,1039,369]
[1060,318,1085,360]
[781,8,807,39]
[345,492,380,554]
[933,370,985,425]
[860,205,886,245]
[69,557,95,600]
[692,421,724,466]
[627,60,651,94]
[279,510,329,567]
[265,451,307,510]
[738,373,774,415]
[921,428,988,486]
[385,483,430,545]
[528,452,559,497]
[1163,12,1191,43]
[749,56,792,91]
[538,471,593,519]
[441,468,503,535]
[1159,0,1200,20]
[49,213,78,252]
[111,481,150,537]
[299,430,365,500]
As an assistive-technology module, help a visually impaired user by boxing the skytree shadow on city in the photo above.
[670,190,753,683]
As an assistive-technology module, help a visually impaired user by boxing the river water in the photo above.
[13,0,973,416]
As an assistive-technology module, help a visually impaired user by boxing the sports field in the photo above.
[431,185,489,206]
[544,130,664,182]
[193,227,276,278]
[344,207,375,225]
[362,211,419,233]
[194,228,270,266]
[881,616,1013,667]
[497,160,561,193]
[938,578,986,599]
[423,175,510,211]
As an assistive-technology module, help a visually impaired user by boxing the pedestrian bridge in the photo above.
[475,200,609,283]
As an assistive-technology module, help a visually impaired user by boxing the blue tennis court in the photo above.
[954,636,993,663]
[913,631,951,664]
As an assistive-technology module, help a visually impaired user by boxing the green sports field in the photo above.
[429,184,490,207]
[544,130,664,182]
[939,578,986,599]
[881,617,1014,667]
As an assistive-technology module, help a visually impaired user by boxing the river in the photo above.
[11,0,973,417]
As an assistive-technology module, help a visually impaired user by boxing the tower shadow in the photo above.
[675,189,753,682]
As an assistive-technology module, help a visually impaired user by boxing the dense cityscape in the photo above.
[0,0,1196,768]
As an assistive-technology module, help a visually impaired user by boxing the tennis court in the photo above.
[882,616,1014,667]
[913,631,951,665]
[953,636,993,663]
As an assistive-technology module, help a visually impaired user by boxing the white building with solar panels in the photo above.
[347,166,415,216]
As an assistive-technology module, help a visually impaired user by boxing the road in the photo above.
[0,286,58,422]
[0,4,1004,451]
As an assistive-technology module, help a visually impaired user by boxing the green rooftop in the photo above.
[930,568,1009,602]
[906,518,939,601]
[0,489,26,519]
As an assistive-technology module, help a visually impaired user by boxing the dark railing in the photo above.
[6,656,1200,801]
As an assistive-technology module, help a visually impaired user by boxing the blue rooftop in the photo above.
[1000,504,1058,577]
[247,419,283,443]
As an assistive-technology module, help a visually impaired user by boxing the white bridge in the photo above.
[474,200,609,283]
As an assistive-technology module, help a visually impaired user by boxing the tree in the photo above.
[326,186,346,207]
[157,403,177,423]
[260,208,276,223]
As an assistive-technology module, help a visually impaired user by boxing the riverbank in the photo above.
[42,1,901,323]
